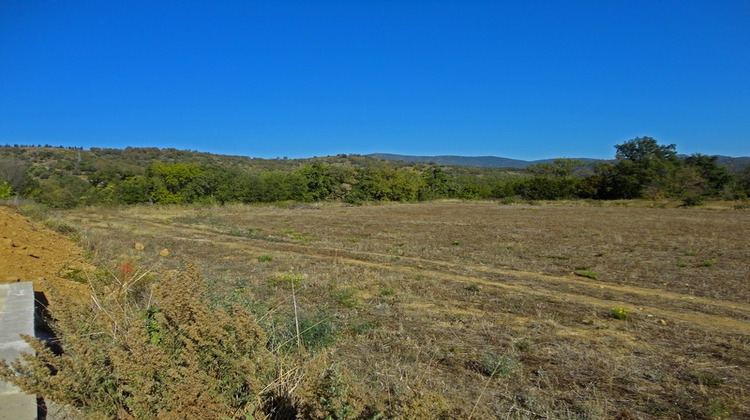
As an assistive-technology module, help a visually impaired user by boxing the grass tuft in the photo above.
[575,270,598,280]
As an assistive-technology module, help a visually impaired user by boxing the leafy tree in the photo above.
[423,167,449,199]
[210,167,246,203]
[145,162,209,203]
[513,176,580,200]
[524,159,586,178]
[735,164,750,199]
[353,167,424,202]
[116,175,154,204]
[683,154,730,195]
[299,163,333,201]
[36,176,92,208]
[591,137,681,199]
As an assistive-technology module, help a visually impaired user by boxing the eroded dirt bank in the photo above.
[0,206,88,304]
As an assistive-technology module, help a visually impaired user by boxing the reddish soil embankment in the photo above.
[0,206,89,304]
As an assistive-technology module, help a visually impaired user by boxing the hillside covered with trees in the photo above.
[1,137,749,208]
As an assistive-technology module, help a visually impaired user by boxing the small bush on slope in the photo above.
[1,264,278,419]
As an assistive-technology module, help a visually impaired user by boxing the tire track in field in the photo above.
[83,214,750,334]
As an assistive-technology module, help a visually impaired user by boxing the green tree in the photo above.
[513,176,580,200]
[423,167,449,199]
[524,159,586,178]
[735,164,750,199]
[115,175,154,204]
[36,175,92,208]
[145,162,208,203]
[683,154,730,195]
[592,137,681,199]
[299,163,333,201]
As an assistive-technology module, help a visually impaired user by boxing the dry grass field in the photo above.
[57,200,750,419]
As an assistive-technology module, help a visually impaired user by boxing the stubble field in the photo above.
[59,200,750,419]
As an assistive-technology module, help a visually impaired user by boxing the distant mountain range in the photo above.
[366,153,605,168]
[366,153,750,169]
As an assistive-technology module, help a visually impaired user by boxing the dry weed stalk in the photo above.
[1,263,286,419]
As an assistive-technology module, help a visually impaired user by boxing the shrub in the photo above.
[680,195,704,207]
[0,180,12,198]
[1,264,278,418]
[610,307,629,320]
[298,363,359,419]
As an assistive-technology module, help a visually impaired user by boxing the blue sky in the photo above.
[1,1,748,160]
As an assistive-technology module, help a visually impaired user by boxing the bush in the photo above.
[680,195,704,207]
[0,180,12,198]
[610,307,629,320]
[1,264,278,418]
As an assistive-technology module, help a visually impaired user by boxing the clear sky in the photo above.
[1,1,749,160]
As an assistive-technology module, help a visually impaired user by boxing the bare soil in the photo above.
[0,206,89,304]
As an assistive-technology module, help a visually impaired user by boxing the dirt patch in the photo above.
[0,206,89,305]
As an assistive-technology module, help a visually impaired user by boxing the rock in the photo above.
[134,242,145,251]
[159,248,169,257]
[5,276,21,282]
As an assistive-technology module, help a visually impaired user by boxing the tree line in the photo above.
[1,137,749,208]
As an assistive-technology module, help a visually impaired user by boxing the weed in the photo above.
[43,220,78,236]
[690,371,724,387]
[257,254,274,262]
[452,240,461,246]
[349,319,380,336]
[472,353,518,377]
[60,266,87,283]
[297,312,337,351]
[698,259,716,267]
[610,306,629,320]
[676,260,689,267]
[300,363,358,420]
[575,270,598,280]
[346,236,360,243]
[465,284,481,292]
[514,339,532,352]
[1,265,277,418]
[332,289,358,309]
[380,288,395,296]
[684,249,699,256]
[281,272,305,288]
[705,398,729,418]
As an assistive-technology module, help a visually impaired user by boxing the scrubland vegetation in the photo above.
[2,137,750,418]
[2,137,750,208]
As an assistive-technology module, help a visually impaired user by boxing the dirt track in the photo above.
[0,206,88,304]
[77,209,750,334]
